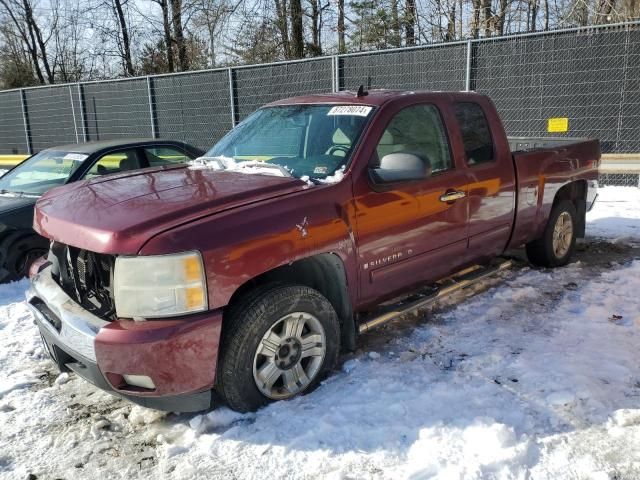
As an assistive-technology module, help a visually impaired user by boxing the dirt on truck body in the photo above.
[27,90,600,412]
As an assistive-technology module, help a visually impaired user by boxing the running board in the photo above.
[358,259,514,334]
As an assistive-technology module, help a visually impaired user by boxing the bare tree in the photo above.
[152,0,175,71]
[113,0,135,75]
[307,0,322,55]
[0,21,37,87]
[404,0,417,45]
[193,0,239,66]
[290,0,304,57]
[337,0,346,53]
[170,0,189,70]
[274,0,291,57]
[0,0,56,83]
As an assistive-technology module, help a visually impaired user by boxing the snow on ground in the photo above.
[1,187,640,480]
[586,186,640,241]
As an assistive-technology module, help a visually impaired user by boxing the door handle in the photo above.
[439,190,467,202]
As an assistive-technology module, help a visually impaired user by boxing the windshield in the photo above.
[0,150,85,196]
[206,104,374,181]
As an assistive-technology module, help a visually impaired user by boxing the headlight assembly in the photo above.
[114,251,207,319]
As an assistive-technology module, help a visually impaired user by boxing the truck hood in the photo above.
[34,166,308,254]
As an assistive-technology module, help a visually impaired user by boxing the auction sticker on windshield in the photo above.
[63,153,89,161]
[327,106,372,116]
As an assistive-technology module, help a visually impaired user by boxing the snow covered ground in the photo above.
[1,187,640,480]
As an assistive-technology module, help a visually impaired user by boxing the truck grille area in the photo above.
[49,242,116,321]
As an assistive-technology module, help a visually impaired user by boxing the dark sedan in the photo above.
[0,138,203,282]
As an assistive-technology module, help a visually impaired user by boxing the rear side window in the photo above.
[144,147,190,167]
[453,102,494,165]
[84,149,142,179]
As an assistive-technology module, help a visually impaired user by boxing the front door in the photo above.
[353,103,470,306]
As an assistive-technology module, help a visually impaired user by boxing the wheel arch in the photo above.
[553,179,587,238]
[226,252,356,351]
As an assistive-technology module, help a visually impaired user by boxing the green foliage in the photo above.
[227,20,283,64]
[349,0,402,51]
[139,36,209,75]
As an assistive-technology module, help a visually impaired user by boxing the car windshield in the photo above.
[205,104,374,181]
[0,150,86,196]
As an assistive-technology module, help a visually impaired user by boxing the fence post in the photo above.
[332,56,340,92]
[228,67,237,127]
[77,84,88,142]
[69,85,79,143]
[146,76,157,138]
[19,89,32,155]
[465,40,473,92]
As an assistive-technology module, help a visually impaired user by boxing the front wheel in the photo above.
[0,232,49,282]
[217,284,340,412]
[526,199,578,267]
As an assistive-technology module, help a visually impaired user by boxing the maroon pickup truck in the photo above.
[27,90,599,412]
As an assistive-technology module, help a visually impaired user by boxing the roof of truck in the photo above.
[266,89,487,108]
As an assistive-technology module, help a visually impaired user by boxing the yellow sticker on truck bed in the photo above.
[548,117,569,133]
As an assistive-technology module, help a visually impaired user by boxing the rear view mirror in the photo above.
[371,153,428,183]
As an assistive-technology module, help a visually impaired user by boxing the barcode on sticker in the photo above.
[327,106,372,117]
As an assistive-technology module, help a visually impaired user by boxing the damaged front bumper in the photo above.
[27,266,223,412]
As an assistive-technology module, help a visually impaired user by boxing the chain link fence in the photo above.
[599,173,640,187]
[1,21,639,185]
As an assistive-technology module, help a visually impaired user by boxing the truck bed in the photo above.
[508,137,600,250]
[508,136,592,152]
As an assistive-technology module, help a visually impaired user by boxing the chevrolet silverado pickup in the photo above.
[27,90,600,412]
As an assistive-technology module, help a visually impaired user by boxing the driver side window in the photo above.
[375,104,452,176]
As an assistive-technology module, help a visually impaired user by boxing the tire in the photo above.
[217,283,341,412]
[0,233,49,282]
[0,230,30,264]
[0,230,32,282]
[526,200,578,268]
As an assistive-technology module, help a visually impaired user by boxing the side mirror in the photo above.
[371,153,428,183]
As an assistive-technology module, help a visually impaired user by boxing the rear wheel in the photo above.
[526,200,577,267]
[217,284,340,412]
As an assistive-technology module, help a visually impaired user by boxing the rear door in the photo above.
[452,100,516,261]
[353,101,470,305]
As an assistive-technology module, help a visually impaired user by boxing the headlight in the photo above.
[114,251,207,319]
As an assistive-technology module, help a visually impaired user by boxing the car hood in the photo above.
[0,193,37,212]
[34,166,308,254]
[0,193,38,230]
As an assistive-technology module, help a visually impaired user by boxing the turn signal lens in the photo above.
[185,285,206,311]
[184,255,204,282]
